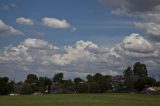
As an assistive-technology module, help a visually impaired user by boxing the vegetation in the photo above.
[0,62,160,95]
[0,93,160,106]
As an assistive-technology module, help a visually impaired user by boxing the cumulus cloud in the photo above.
[0,38,58,63]
[42,17,76,31]
[21,38,59,49]
[0,33,160,81]
[120,33,154,53]
[0,38,59,80]
[50,40,98,65]
[16,17,34,25]
[0,20,23,36]
[114,33,159,59]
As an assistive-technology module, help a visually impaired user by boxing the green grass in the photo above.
[0,93,160,106]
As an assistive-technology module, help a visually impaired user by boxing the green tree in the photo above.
[74,77,82,84]
[86,74,92,82]
[0,77,14,95]
[60,79,74,92]
[87,73,110,93]
[93,73,102,81]
[21,83,33,94]
[89,82,100,93]
[13,81,23,94]
[104,75,112,90]
[74,83,88,93]
[24,74,39,93]
[53,73,63,84]
[124,67,132,78]
[144,77,156,87]
[133,62,148,77]
[123,67,133,89]
[25,74,38,84]
[134,77,156,91]
[38,77,52,93]
[134,78,145,91]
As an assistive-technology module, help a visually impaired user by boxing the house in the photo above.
[142,87,160,94]
[111,75,125,92]
[50,85,62,94]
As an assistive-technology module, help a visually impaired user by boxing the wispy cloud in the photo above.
[0,3,17,10]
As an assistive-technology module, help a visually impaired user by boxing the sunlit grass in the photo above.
[0,93,160,106]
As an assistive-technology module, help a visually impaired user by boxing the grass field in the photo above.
[0,93,160,106]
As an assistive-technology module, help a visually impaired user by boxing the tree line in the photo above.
[0,62,160,95]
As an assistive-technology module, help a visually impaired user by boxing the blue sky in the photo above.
[0,0,160,81]
[0,0,139,47]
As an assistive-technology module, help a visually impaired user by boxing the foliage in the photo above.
[133,62,148,77]
[25,74,38,84]
[0,62,159,95]
[74,77,83,84]
[52,73,63,84]
[0,77,14,95]
[123,67,133,89]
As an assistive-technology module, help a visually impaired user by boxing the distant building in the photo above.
[142,87,160,94]
[111,75,125,92]
[50,85,61,94]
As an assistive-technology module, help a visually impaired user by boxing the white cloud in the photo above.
[21,38,59,49]
[135,22,160,36]
[42,17,70,28]
[0,38,59,65]
[99,0,160,38]
[101,70,118,76]
[114,33,159,59]
[0,20,23,36]
[16,17,34,25]
[120,33,154,52]
[0,34,160,80]
[42,17,76,31]
[50,40,98,65]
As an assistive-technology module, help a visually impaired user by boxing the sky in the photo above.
[0,0,160,81]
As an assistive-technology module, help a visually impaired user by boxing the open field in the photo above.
[0,93,160,106]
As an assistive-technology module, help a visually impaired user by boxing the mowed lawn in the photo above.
[0,93,160,106]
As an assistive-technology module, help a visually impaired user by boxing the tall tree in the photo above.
[124,67,132,78]
[25,74,38,84]
[38,77,52,93]
[133,62,148,77]
[74,77,82,84]
[123,67,133,89]
[24,74,39,93]
[86,74,92,82]
[53,73,63,84]
[87,73,110,93]
[134,77,156,91]
[0,77,13,95]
